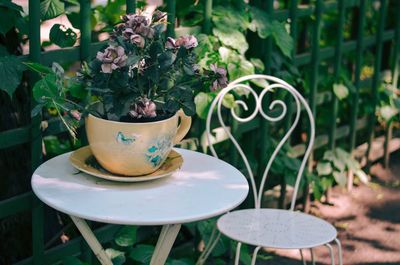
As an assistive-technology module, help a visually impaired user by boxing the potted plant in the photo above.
[27,10,228,176]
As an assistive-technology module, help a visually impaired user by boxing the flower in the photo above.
[70,110,81,121]
[129,97,157,118]
[122,13,155,39]
[152,10,167,23]
[165,37,177,49]
[130,34,145,48]
[210,64,228,91]
[175,35,198,49]
[165,35,198,49]
[96,45,128,73]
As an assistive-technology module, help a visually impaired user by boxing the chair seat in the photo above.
[217,208,337,249]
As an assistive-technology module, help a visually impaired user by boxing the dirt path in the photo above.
[264,153,400,265]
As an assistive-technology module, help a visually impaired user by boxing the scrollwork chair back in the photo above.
[206,74,315,210]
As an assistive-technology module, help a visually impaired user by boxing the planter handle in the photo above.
[174,110,192,145]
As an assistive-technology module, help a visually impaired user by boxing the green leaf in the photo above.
[212,6,250,32]
[31,103,44,117]
[40,0,64,20]
[355,169,369,184]
[194,92,215,119]
[316,162,333,176]
[127,54,140,66]
[239,244,252,265]
[250,7,272,38]
[50,24,77,48]
[32,73,59,103]
[114,226,137,247]
[105,248,126,265]
[270,21,293,58]
[323,150,335,161]
[0,3,21,35]
[333,83,349,100]
[222,93,236,109]
[333,171,347,186]
[213,28,248,54]
[0,56,25,98]
[23,62,52,74]
[129,244,155,264]
[379,106,399,121]
[158,51,176,69]
[250,58,265,73]
[227,58,255,82]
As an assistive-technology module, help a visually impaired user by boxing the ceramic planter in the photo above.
[85,110,191,176]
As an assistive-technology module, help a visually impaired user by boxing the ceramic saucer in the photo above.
[69,146,183,182]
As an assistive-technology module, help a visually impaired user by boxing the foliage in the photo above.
[313,148,368,199]
[174,1,295,119]
[26,9,229,141]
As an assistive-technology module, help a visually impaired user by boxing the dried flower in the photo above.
[152,10,167,23]
[210,64,228,91]
[129,97,157,118]
[165,35,198,49]
[70,110,81,121]
[130,34,145,48]
[165,37,177,49]
[136,24,155,39]
[96,45,128,73]
[175,35,198,49]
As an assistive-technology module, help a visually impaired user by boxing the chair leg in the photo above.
[234,242,242,265]
[334,238,343,265]
[251,246,261,265]
[325,243,335,265]
[299,249,307,265]
[310,248,315,265]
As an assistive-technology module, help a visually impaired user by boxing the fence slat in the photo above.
[166,0,176,37]
[28,0,44,264]
[203,0,213,34]
[349,0,367,152]
[366,0,388,162]
[126,0,136,14]
[328,0,345,150]
[80,0,91,61]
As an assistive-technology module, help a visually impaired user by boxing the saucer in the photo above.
[69,146,183,182]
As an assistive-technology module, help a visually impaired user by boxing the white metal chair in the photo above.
[200,75,343,265]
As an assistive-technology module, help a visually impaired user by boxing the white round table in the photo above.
[32,148,249,265]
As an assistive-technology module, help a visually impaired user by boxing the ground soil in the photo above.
[264,152,400,265]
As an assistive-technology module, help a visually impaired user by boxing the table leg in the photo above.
[150,224,181,265]
[70,215,113,265]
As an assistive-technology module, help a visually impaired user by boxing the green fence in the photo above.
[0,0,399,264]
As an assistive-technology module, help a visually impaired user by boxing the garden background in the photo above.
[0,0,399,264]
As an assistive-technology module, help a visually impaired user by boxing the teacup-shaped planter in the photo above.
[85,110,191,176]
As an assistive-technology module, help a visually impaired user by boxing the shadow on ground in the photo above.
[259,151,400,265]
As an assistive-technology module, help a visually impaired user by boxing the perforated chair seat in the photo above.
[218,209,337,249]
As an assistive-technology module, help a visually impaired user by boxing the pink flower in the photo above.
[129,97,157,118]
[210,64,228,91]
[130,34,145,48]
[165,35,198,49]
[165,37,177,49]
[70,110,81,121]
[175,35,198,49]
[96,45,128,73]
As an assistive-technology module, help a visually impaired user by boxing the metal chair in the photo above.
[200,75,343,265]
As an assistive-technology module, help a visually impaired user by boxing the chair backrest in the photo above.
[206,74,315,211]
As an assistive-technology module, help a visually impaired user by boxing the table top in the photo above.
[32,148,249,225]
